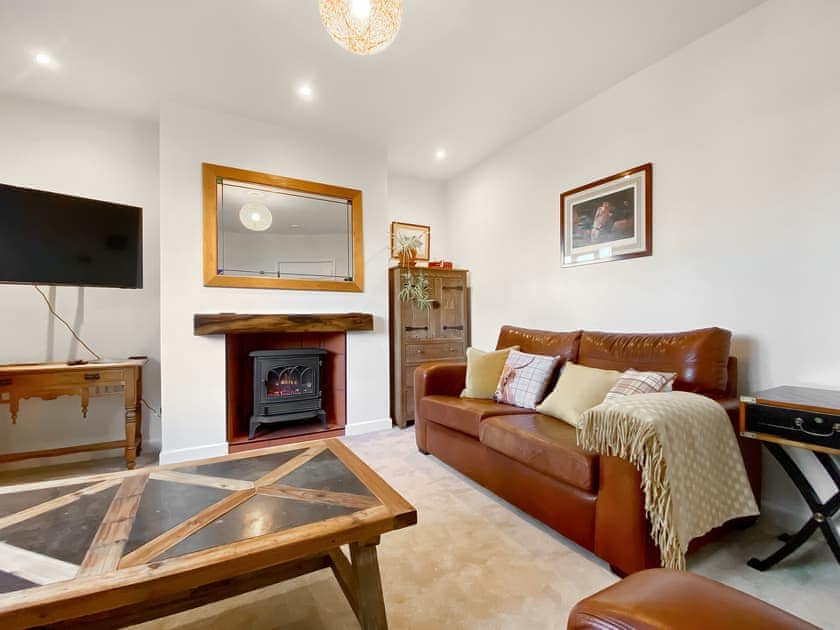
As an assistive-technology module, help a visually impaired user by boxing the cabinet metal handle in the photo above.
[84,373,101,381]
[0,378,11,386]
[794,417,839,437]
[405,326,429,331]
[442,286,464,291]
[443,325,464,331]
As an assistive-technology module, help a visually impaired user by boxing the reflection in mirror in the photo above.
[217,178,353,282]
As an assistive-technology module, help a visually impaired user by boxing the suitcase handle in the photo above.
[794,417,840,437]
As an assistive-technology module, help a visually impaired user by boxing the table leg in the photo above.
[123,368,138,470]
[135,370,143,457]
[350,539,388,630]
[748,443,840,570]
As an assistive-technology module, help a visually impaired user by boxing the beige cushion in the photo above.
[536,362,622,426]
[461,346,519,399]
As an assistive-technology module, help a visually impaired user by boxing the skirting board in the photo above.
[158,441,228,466]
[344,416,392,437]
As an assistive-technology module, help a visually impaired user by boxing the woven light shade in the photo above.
[239,203,273,231]
[319,0,403,55]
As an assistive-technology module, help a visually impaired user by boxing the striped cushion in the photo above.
[603,369,676,403]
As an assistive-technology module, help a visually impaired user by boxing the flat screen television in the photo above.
[0,183,142,288]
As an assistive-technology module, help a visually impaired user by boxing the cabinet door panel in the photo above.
[400,297,432,340]
[439,277,467,340]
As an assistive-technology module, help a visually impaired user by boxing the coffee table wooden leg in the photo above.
[349,539,387,630]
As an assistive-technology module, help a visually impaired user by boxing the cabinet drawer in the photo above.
[744,404,840,450]
[404,342,465,363]
[1,369,125,390]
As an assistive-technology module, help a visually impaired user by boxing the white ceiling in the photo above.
[0,0,765,179]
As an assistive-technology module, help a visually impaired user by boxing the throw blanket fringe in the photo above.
[577,406,683,569]
[577,392,759,570]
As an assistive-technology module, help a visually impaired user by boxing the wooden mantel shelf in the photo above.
[193,313,374,336]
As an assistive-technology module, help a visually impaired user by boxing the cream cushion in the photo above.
[461,346,519,399]
[536,362,622,426]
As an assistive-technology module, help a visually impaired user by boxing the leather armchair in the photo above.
[568,569,816,630]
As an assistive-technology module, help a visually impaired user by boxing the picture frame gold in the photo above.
[390,221,430,262]
[202,163,364,292]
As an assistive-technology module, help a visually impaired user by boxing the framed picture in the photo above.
[560,163,652,267]
[390,221,431,261]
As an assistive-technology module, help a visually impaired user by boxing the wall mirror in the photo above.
[202,163,364,291]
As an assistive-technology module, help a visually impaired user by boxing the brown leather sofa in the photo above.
[414,326,762,575]
[568,569,816,629]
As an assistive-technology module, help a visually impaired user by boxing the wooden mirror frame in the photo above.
[202,163,364,292]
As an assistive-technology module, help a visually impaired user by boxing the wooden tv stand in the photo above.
[0,359,146,469]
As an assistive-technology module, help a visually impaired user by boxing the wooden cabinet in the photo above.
[389,267,470,428]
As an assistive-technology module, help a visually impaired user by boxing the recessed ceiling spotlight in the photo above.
[34,51,53,66]
[297,84,315,101]
[435,148,447,161]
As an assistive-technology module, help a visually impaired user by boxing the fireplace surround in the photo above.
[249,348,327,438]
[193,313,374,452]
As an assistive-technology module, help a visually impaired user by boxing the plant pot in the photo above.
[398,247,417,267]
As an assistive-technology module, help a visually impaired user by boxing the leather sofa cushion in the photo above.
[495,326,581,363]
[479,414,598,492]
[578,327,731,394]
[419,395,524,438]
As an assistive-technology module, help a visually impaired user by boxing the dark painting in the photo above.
[570,186,635,249]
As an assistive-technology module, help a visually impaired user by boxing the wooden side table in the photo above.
[0,359,146,469]
[739,386,840,570]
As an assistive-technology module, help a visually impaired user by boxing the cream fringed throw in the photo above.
[577,391,759,570]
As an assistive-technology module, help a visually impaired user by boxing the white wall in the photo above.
[159,103,391,463]
[444,0,840,519]
[0,95,161,459]
[387,173,449,262]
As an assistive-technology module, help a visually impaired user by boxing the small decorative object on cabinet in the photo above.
[389,267,470,428]
[740,386,840,569]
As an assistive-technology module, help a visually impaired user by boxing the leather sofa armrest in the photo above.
[414,362,467,452]
[414,361,467,398]
[568,569,816,630]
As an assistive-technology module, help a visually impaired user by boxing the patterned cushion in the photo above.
[494,350,560,410]
[603,369,676,403]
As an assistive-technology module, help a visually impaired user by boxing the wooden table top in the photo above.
[0,359,147,375]
[743,385,840,415]
[0,439,416,627]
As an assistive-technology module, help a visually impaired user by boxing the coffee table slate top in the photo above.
[0,439,416,629]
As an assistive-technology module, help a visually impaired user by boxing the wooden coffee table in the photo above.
[0,439,416,629]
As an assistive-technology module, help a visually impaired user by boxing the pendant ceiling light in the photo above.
[239,202,273,231]
[319,0,403,55]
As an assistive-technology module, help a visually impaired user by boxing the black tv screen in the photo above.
[0,183,142,288]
